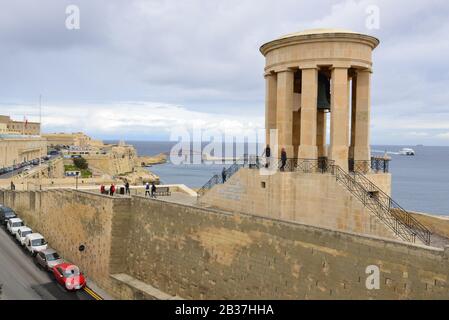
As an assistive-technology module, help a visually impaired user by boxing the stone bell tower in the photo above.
[260,29,379,171]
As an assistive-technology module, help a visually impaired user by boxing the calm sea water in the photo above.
[108,141,449,216]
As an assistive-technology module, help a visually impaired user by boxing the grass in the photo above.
[64,165,92,178]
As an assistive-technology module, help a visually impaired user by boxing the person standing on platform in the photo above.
[280,148,287,172]
[145,182,150,197]
[125,181,130,195]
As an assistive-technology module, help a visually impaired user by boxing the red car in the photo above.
[52,263,86,291]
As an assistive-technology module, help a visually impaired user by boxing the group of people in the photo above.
[145,181,157,198]
[262,144,288,171]
[100,181,131,197]
[100,181,157,197]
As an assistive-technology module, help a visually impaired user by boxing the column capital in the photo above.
[356,68,373,75]
[330,66,350,70]
[264,72,276,78]
[299,66,319,71]
[276,68,295,74]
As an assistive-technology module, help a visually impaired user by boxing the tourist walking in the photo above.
[222,167,227,183]
[151,182,157,198]
[145,182,150,197]
[125,181,130,195]
[280,148,287,172]
[263,144,271,168]
[100,184,105,195]
[10,181,15,191]
[110,184,116,196]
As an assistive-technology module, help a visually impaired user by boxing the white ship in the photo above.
[399,148,415,156]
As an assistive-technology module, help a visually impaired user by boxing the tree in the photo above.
[73,157,88,170]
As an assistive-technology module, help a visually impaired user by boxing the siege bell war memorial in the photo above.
[2,28,449,301]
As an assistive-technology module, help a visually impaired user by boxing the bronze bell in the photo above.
[317,72,331,111]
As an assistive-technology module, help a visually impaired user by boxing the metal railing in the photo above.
[197,162,244,197]
[349,157,390,174]
[371,157,390,173]
[350,171,431,245]
[331,165,431,245]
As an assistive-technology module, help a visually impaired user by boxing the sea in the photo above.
[107,141,449,216]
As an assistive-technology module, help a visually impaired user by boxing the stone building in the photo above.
[260,28,378,171]
[0,134,47,169]
[199,29,430,246]
[0,115,41,136]
[43,132,103,148]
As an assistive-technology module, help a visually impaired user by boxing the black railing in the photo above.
[349,157,390,174]
[331,166,431,245]
[371,157,390,173]
[249,157,334,174]
[197,162,244,197]
[350,171,431,245]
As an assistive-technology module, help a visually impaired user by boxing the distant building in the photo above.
[0,115,46,170]
[0,134,47,169]
[42,132,104,148]
[0,115,41,136]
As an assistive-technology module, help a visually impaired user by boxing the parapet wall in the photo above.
[126,196,449,299]
[2,189,449,299]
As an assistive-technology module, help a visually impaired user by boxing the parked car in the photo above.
[16,227,33,246]
[25,233,48,256]
[0,207,17,226]
[52,263,86,291]
[35,248,64,271]
[6,218,24,235]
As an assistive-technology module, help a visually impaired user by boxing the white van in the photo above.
[25,233,48,256]
[7,218,24,235]
[16,227,33,246]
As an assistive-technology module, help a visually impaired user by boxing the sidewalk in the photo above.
[86,279,115,300]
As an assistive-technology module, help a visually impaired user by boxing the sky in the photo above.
[0,0,448,145]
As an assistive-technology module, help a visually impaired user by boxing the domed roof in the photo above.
[260,28,379,55]
[277,28,358,40]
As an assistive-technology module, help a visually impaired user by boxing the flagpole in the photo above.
[39,95,42,190]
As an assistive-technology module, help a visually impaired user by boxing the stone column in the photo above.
[276,69,294,157]
[329,67,350,171]
[316,111,327,157]
[353,69,371,165]
[298,67,318,159]
[349,75,357,160]
[265,73,277,146]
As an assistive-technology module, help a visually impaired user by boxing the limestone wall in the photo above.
[2,189,449,300]
[85,147,136,176]
[199,168,397,241]
[125,196,449,299]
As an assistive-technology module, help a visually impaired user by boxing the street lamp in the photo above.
[75,171,80,190]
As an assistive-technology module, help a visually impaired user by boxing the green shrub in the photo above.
[73,157,88,170]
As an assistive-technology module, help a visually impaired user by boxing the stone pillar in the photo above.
[353,69,371,163]
[349,75,357,160]
[298,67,318,159]
[329,67,350,171]
[316,111,327,157]
[265,73,277,146]
[276,69,294,157]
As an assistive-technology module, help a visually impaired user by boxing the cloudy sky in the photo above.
[0,0,448,145]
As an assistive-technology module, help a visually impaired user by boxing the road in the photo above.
[0,155,59,180]
[0,226,94,300]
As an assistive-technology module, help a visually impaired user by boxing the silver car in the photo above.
[35,248,64,271]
